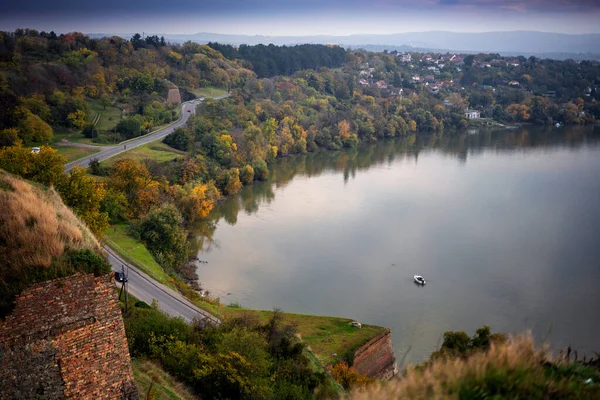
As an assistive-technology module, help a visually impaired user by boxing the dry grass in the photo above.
[0,171,102,316]
[348,335,599,400]
[0,171,99,269]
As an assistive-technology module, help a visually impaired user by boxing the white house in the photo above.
[465,109,481,119]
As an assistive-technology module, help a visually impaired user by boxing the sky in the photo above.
[1,0,600,35]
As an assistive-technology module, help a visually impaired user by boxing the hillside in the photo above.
[0,170,109,317]
[0,29,255,146]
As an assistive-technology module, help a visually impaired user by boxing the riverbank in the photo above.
[106,224,395,379]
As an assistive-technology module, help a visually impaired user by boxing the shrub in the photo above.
[252,159,269,181]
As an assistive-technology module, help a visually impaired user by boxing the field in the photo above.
[103,142,186,166]
[189,86,228,98]
[55,146,100,162]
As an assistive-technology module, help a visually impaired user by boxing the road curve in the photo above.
[105,245,220,325]
[66,94,230,324]
[65,96,215,172]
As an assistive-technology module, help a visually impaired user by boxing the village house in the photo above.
[375,80,388,89]
[398,53,412,62]
[465,109,481,119]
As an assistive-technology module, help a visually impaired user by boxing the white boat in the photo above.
[414,275,426,285]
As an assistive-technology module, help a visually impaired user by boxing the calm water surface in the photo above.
[192,127,600,365]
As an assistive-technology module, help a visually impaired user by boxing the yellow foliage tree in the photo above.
[57,166,109,236]
[330,362,375,391]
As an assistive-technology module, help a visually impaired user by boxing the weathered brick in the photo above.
[352,328,398,380]
[0,273,138,399]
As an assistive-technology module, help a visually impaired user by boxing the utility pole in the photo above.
[117,264,129,312]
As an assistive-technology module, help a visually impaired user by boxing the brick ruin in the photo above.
[0,273,138,399]
[352,328,398,380]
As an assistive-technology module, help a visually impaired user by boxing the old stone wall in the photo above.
[0,273,138,399]
[352,328,397,380]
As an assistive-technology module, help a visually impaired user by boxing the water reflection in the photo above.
[193,125,599,246]
[190,125,600,364]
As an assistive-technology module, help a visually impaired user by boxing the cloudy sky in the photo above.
[1,0,599,35]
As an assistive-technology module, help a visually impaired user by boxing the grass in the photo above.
[87,99,123,132]
[131,358,196,400]
[103,142,186,166]
[55,146,100,162]
[349,335,600,399]
[189,86,228,98]
[104,223,172,286]
[220,308,386,365]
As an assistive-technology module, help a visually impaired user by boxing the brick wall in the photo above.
[0,273,138,399]
[352,329,398,380]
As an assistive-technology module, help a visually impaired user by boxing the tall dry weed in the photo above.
[0,171,100,286]
[349,334,597,400]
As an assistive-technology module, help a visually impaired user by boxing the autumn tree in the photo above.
[108,159,160,218]
[172,182,220,224]
[330,362,375,391]
[57,166,109,236]
[0,145,65,187]
[239,164,254,184]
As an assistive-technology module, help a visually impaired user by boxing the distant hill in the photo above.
[88,31,600,60]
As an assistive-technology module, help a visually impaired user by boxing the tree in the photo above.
[172,182,220,224]
[108,159,160,217]
[17,110,53,143]
[252,159,269,181]
[116,117,143,139]
[0,128,20,148]
[67,109,87,129]
[99,93,111,110]
[57,166,109,236]
[136,203,189,270]
[82,123,98,139]
[0,145,65,187]
[239,164,254,184]
[464,55,475,67]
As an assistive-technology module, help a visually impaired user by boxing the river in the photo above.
[192,126,600,365]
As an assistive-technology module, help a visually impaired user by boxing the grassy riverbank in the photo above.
[106,223,387,369]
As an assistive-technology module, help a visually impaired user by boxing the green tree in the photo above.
[136,203,189,270]
[252,159,269,181]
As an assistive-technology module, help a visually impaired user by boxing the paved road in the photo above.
[105,246,220,325]
[64,96,231,172]
[64,95,231,324]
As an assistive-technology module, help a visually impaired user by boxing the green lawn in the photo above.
[87,99,123,132]
[56,146,100,162]
[132,359,196,400]
[189,86,228,98]
[104,223,172,286]
[221,308,386,364]
[104,142,186,166]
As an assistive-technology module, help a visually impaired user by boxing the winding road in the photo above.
[105,246,220,324]
[63,95,230,323]
[65,95,229,172]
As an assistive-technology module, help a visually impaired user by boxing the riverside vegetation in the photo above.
[1,29,600,398]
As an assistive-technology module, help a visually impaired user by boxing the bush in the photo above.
[252,159,269,181]
[82,123,99,138]
[116,116,143,139]
[163,128,192,151]
[239,164,254,184]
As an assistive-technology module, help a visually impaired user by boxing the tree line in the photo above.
[208,42,347,78]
